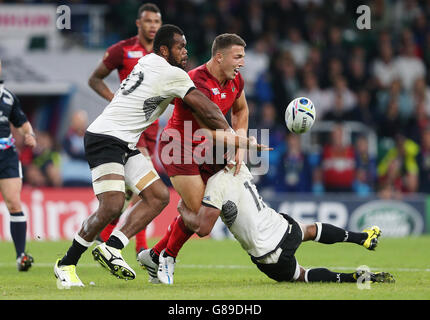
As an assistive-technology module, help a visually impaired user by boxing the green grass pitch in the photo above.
[0,236,429,300]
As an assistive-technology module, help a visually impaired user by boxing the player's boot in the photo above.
[17,253,34,271]
[92,243,136,280]
[54,259,84,287]
[355,270,395,283]
[362,226,381,250]
[157,249,175,285]
[137,249,160,284]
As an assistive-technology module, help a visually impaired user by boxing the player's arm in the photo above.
[183,89,231,130]
[231,90,249,175]
[177,199,221,237]
[16,121,36,148]
[88,61,115,102]
[231,90,249,137]
[191,104,271,151]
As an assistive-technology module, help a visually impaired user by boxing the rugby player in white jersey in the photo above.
[172,163,395,285]
[54,25,268,287]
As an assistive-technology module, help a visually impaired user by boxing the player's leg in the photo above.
[154,174,205,285]
[300,222,381,250]
[93,153,169,280]
[0,176,33,271]
[98,186,134,243]
[132,124,159,254]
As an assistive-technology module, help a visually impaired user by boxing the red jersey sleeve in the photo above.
[103,42,123,71]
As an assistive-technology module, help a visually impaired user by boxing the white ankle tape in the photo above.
[74,234,94,247]
[111,230,129,248]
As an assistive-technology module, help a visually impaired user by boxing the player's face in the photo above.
[137,11,162,41]
[168,34,188,70]
[220,45,245,80]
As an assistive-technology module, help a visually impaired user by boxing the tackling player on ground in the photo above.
[138,33,250,284]
[54,25,269,287]
[178,164,395,284]
[88,3,162,254]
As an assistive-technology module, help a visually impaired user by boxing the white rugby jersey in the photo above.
[202,165,289,259]
[87,53,195,149]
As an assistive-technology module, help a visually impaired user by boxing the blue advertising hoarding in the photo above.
[262,193,427,237]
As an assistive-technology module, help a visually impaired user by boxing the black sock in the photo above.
[316,223,367,245]
[106,235,124,250]
[150,249,159,265]
[10,212,27,258]
[59,239,88,266]
[306,268,356,283]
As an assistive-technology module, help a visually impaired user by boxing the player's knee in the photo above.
[4,198,22,213]
[99,192,126,220]
[154,183,170,209]
[144,180,170,210]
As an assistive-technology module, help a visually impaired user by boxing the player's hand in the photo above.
[24,133,37,148]
[248,136,273,151]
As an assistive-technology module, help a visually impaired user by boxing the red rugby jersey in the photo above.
[165,63,244,145]
[103,35,150,82]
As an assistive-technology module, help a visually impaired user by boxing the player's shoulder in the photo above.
[112,35,139,48]
[0,86,18,106]
[188,64,213,88]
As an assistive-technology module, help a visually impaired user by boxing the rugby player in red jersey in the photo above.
[138,34,250,284]
[88,3,162,254]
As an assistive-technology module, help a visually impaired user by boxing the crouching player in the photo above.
[174,164,395,284]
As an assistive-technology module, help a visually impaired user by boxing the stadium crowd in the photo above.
[8,0,430,197]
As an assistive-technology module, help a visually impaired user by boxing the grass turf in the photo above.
[0,236,429,300]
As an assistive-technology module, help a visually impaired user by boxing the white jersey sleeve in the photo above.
[160,67,195,99]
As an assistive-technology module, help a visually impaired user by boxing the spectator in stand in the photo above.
[322,26,347,67]
[405,98,430,144]
[323,92,349,123]
[275,133,312,193]
[377,97,406,140]
[271,50,300,114]
[61,110,92,186]
[241,36,270,98]
[376,78,413,120]
[254,102,286,190]
[394,36,426,92]
[371,41,397,90]
[24,131,62,187]
[324,75,357,114]
[378,133,420,194]
[417,127,430,193]
[321,56,344,89]
[346,88,376,128]
[352,135,377,196]
[346,54,368,92]
[297,72,330,119]
[411,77,430,117]
[281,27,309,68]
[321,124,356,192]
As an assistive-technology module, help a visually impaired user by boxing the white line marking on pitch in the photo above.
[0,262,429,272]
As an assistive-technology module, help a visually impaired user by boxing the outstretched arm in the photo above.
[177,199,221,237]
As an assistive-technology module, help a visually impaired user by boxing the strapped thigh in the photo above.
[91,162,125,195]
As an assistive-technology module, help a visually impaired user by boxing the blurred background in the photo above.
[0,0,429,240]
